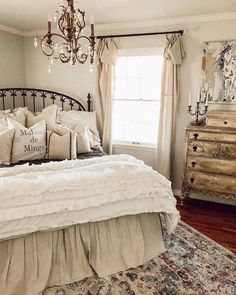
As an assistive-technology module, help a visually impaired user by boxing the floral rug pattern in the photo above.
[44,221,236,295]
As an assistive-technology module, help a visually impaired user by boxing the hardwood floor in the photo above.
[176,198,236,254]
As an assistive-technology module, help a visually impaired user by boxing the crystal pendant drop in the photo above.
[34,38,38,48]
[53,13,57,22]
[48,60,52,74]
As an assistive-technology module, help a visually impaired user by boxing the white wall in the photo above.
[23,18,236,204]
[0,30,26,88]
[24,37,96,108]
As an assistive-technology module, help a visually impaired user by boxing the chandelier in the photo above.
[34,0,96,73]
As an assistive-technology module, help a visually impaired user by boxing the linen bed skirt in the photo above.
[0,213,165,295]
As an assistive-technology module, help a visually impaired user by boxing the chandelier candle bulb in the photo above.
[90,14,95,25]
[34,38,38,48]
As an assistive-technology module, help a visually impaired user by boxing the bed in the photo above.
[0,88,180,295]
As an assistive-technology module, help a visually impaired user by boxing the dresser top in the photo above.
[186,125,236,133]
[207,110,236,119]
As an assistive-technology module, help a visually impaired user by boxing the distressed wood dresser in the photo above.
[181,111,236,205]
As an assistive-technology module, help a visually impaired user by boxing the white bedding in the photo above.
[0,155,180,240]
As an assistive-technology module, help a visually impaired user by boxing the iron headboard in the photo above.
[0,88,92,112]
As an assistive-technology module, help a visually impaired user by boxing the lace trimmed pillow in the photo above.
[7,119,47,163]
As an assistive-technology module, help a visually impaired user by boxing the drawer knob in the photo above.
[193,146,198,152]
[192,161,197,168]
[224,121,228,125]
[190,177,195,184]
[194,133,199,139]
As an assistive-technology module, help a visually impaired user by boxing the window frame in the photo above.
[112,47,164,148]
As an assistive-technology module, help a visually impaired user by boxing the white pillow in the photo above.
[47,130,77,160]
[48,123,91,154]
[0,107,28,126]
[7,119,47,163]
[58,110,101,149]
[27,105,60,128]
[0,129,15,166]
[47,124,77,159]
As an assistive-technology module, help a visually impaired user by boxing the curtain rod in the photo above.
[96,30,184,40]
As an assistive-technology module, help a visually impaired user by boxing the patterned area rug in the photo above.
[43,221,236,295]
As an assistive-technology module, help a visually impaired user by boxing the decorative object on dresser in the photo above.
[188,88,209,125]
[181,110,236,206]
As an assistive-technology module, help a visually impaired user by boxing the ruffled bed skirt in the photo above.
[0,213,165,295]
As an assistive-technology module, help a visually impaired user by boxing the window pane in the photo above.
[113,54,163,145]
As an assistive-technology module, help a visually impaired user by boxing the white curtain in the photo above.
[96,39,118,154]
[155,35,185,179]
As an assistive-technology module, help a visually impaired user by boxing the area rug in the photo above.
[43,221,236,295]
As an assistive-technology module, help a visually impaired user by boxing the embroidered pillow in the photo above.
[7,119,47,163]
[58,110,102,150]
[27,105,60,128]
[0,129,15,166]
[47,130,77,160]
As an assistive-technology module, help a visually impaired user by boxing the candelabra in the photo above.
[188,101,209,125]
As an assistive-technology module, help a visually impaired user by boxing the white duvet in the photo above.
[0,155,180,240]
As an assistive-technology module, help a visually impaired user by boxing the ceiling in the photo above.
[0,0,236,31]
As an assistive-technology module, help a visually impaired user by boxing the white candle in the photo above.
[48,13,52,22]
[197,87,201,102]
[188,91,192,106]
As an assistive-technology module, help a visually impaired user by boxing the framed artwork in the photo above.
[201,40,236,104]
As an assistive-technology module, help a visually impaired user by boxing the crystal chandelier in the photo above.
[34,0,96,73]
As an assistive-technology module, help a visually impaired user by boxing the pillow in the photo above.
[58,110,102,149]
[77,127,92,154]
[47,130,77,160]
[47,124,77,159]
[0,118,8,132]
[27,105,60,128]
[0,129,15,166]
[48,123,91,154]
[7,119,47,163]
[0,107,28,126]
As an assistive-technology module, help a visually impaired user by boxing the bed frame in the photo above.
[0,88,92,112]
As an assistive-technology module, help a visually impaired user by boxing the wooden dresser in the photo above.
[181,111,236,205]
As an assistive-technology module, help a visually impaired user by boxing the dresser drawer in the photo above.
[187,171,236,195]
[187,156,236,176]
[188,131,236,143]
[206,112,236,128]
[188,140,236,160]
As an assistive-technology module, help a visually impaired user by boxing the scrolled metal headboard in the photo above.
[0,88,92,112]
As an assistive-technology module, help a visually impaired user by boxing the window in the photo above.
[112,49,163,147]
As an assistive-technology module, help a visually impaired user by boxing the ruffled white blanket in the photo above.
[0,155,180,240]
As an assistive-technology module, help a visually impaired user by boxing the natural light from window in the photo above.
[112,52,163,146]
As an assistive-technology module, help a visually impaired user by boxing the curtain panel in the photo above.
[155,36,185,179]
[96,39,118,154]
